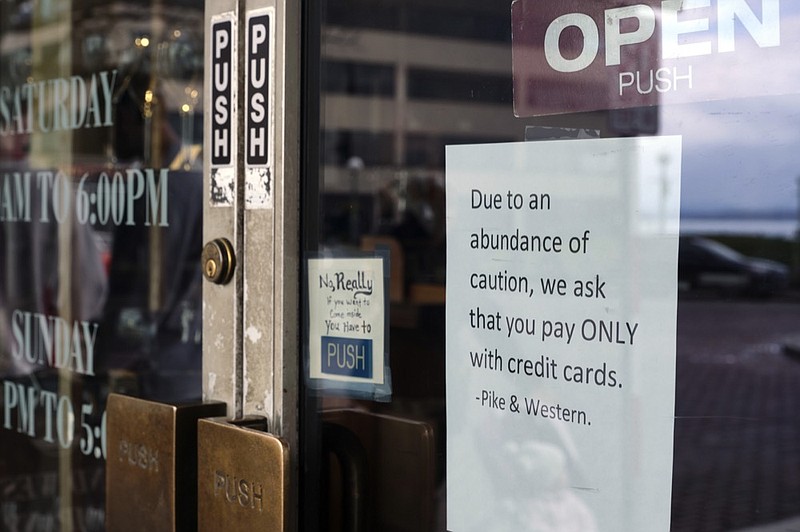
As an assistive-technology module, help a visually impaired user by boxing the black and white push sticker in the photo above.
[245,8,274,209]
[210,12,236,206]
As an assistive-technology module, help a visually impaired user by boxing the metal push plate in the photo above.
[106,394,227,532]
[198,417,289,531]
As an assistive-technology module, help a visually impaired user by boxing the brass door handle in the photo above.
[323,422,369,532]
[197,417,289,531]
[105,394,227,532]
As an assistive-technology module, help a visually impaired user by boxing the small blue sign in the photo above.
[321,336,373,379]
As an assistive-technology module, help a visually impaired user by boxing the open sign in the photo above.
[512,0,794,117]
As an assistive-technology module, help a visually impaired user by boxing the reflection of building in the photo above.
[319,1,516,195]
[317,1,522,257]
[315,0,653,249]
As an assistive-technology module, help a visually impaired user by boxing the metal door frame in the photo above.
[202,0,302,528]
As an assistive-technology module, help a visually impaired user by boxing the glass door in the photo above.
[4,0,800,530]
[0,0,206,527]
[299,1,800,531]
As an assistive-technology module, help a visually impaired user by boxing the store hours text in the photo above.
[0,168,169,227]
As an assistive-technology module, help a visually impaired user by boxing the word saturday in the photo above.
[0,70,117,136]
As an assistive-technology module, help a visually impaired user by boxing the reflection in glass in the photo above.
[306,1,800,531]
[0,0,204,527]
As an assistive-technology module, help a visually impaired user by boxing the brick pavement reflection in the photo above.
[671,299,800,531]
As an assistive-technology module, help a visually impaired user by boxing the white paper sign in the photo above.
[308,257,385,384]
[446,137,681,532]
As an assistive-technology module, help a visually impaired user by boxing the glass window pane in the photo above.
[0,0,204,526]
[304,1,800,531]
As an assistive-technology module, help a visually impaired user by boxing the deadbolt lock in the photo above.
[202,238,236,285]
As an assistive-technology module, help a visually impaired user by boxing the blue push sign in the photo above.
[321,337,373,379]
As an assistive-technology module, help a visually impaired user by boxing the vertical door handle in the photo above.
[197,417,289,531]
[323,422,369,532]
[105,394,227,531]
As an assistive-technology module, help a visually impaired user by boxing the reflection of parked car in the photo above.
[678,237,790,297]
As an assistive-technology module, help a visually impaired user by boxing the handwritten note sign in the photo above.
[308,257,385,385]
